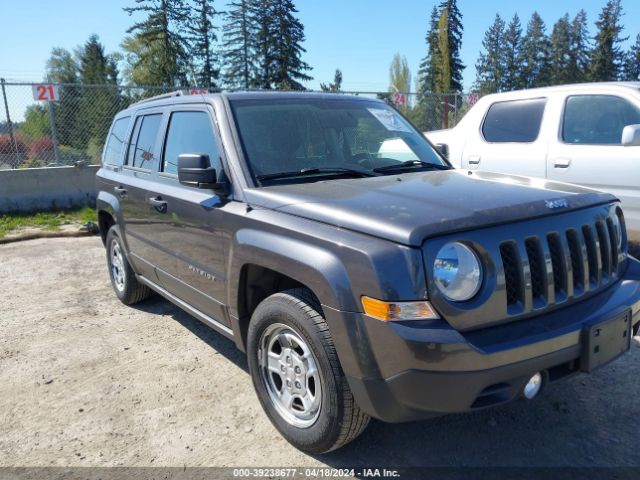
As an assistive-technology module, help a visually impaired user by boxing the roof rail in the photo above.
[130,90,185,106]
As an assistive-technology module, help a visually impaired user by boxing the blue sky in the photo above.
[1,0,638,91]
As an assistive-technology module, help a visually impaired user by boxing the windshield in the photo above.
[228,97,448,184]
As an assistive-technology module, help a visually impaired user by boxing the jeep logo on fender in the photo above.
[545,199,569,209]
[188,264,215,281]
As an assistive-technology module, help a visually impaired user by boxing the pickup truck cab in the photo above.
[425,82,640,236]
[97,91,640,453]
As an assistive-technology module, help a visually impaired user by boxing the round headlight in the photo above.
[433,242,482,302]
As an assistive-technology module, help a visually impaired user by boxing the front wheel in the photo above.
[247,288,370,453]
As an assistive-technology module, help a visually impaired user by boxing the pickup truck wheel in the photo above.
[105,226,151,305]
[247,288,370,453]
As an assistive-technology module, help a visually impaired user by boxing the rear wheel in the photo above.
[105,226,151,305]
[247,288,370,453]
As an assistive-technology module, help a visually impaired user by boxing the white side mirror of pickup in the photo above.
[621,124,640,146]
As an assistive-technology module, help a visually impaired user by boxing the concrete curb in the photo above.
[0,230,97,245]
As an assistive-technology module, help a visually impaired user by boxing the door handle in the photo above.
[554,158,572,169]
[113,185,127,197]
[466,155,481,169]
[148,196,168,213]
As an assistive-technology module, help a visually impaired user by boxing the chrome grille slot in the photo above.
[582,225,600,288]
[547,233,566,299]
[596,220,611,280]
[566,229,585,295]
[606,217,619,271]
[500,242,522,307]
[525,237,545,304]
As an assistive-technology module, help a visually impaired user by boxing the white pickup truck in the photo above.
[425,82,640,235]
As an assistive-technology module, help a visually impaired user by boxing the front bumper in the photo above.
[323,258,640,423]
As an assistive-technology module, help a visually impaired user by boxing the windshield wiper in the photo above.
[373,160,452,173]
[256,167,376,182]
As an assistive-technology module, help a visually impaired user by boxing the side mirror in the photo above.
[177,153,226,193]
[621,124,640,146]
[435,143,449,159]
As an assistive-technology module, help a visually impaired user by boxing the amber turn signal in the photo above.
[361,296,439,321]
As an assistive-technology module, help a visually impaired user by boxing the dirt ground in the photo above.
[1,236,639,468]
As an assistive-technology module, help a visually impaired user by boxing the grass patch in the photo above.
[0,207,96,238]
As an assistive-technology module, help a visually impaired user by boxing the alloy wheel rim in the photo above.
[110,240,126,293]
[259,323,322,428]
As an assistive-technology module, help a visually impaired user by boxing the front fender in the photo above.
[227,228,357,313]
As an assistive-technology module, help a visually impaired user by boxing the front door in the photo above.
[144,106,230,326]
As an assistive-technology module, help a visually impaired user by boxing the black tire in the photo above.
[105,226,151,305]
[247,288,370,453]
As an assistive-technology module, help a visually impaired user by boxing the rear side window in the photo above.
[562,95,640,145]
[162,111,219,174]
[126,113,162,170]
[482,98,547,143]
[104,117,130,166]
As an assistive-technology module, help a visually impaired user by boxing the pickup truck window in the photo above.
[104,117,130,166]
[126,113,162,170]
[562,95,640,145]
[229,98,445,183]
[162,111,219,175]
[481,98,546,143]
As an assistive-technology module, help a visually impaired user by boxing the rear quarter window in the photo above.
[481,98,547,143]
[126,113,163,171]
[103,116,130,166]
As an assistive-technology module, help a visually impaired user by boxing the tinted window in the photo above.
[104,117,130,166]
[163,111,219,174]
[482,98,547,142]
[126,114,162,170]
[562,95,640,145]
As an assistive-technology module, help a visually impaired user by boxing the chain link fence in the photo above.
[0,80,479,169]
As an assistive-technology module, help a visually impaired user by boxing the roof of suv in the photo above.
[123,90,375,114]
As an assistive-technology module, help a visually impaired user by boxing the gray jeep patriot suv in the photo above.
[97,91,640,453]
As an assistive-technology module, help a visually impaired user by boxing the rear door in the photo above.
[143,105,231,326]
[119,109,166,279]
[546,93,640,233]
[461,97,548,177]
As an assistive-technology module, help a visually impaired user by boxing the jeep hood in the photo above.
[244,170,616,246]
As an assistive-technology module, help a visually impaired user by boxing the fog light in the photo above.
[522,372,543,400]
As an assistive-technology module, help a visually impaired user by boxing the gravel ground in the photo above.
[1,236,639,468]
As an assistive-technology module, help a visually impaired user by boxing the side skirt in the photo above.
[136,274,235,340]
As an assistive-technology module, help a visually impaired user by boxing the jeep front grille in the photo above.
[499,213,623,311]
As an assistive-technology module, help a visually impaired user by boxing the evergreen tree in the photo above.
[474,14,505,94]
[221,0,257,88]
[437,0,465,92]
[503,14,523,91]
[320,69,343,92]
[45,48,79,148]
[568,10,591,83]
[436,9,451,93]
[519,12,552,88]
[417,6,440,95]
[623,34,640,81]
[415,7,442,132]
[189,0,219,88]
[590,0,627,81]
[76,35,121,157]
[549,14,572,85]
[252,0,312,90]
[123,0,191,86]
